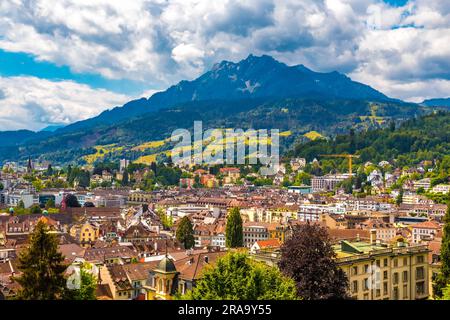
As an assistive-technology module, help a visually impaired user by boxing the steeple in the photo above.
[27,156,33,174]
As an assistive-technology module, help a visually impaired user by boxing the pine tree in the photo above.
[226,207,243,248]
[278,222,350,300]
[176,216,195,249]
[433,201,450,298]
[14,220,68,299]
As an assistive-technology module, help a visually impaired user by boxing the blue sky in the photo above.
[0,49,149,96]
[0,0,449,131]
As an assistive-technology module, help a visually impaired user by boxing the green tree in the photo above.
[433,201,450,298]
[176,216,195,249]
[396,189,404,206]
[438,283,450,300]
[45,198,55,209]
[14,220,68,299]
[122,170,129,186]
[64,266,97,300]
[30,205,42,214]
[46,164,54,176]
[226,207,243,248]
[65,194,81,208]
[178,252,297,300]
[17,200,25,209]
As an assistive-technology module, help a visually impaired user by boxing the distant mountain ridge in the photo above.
[422,98,450,108]
[55,54,394,135]
[0,54,424,163]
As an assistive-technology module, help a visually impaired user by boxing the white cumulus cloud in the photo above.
[0,76,130,131]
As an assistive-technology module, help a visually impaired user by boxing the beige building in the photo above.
[250,237,430,300]
[335,240,430,300]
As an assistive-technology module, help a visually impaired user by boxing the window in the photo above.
[403,271,408,282]
[393,272,399,285]
[383,271,388,280]
[363,293,369,300]
[416,255,424,264]
[383,282,388,295]
[403,284,408,299]
[352,266,358,276]
[416,281,425,296]
[403,257,408,266]
[383,258,388,267]
[393,259,398,268]
[416,267,425,280]
[352,280,358,293]
[364,278,369,291]
[364,264,369,273]
[376,260,380,267]
[393,287,399,300]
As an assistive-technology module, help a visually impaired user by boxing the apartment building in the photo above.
[335,240,430,300]
[243,223,270,248]
[311,174,349,192]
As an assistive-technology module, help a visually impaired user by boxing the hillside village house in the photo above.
[430,184,450,194]
[411,221,440,244]
[219,167,240,185]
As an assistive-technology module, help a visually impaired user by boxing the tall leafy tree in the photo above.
[226,207,243,248]
[433,201,450,298]
[30,205,42,214]
[65,194,81,208]
[179,252,297,300]
[64,266,97,300]
[278,222,350,300]
[176,216,195,249]
[14,220,68,299]
[45,198,55,209]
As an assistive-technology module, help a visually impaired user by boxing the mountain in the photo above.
[0,54,424,164]
[422,98,450,108]
[40,124,66,132]
[0,130,51,147]
[56,54,394,135]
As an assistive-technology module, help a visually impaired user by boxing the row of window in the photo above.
[353,281,424,299]
[351,256,425,276]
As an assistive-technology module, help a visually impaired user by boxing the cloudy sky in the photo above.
[0,0,449,131]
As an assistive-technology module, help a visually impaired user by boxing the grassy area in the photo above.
[303,131,324,140]
[1,207,60,215]
[279,130,292,137]
[83,144,124,164]
[131,139,167,151]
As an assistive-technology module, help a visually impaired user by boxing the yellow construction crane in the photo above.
[319,154,361,177]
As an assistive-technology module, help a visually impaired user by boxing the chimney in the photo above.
[370,229,377,245]
[356,234,360,242]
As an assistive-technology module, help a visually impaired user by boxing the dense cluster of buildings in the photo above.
[0,156,448,300]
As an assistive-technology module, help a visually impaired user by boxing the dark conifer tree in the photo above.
[15,220,68,299]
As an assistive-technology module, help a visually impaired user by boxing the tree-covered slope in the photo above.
[290,111,450,168]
